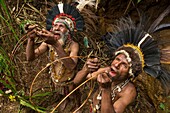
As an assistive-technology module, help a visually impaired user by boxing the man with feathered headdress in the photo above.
[25,1,85,111]
[74,5,170,113]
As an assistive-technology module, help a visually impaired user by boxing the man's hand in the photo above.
[36,29,56,45]
[25,24,38,32]
[97,67,112,89]
[25,24,38,40]
[83,58,100,73]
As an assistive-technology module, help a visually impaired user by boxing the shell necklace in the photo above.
[94,79,130,111]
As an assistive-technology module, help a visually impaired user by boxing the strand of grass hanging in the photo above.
[73,80,95,113]
[50,74,97,113]
[11,31,34,60]
[29,55,85,104]
[11,26,44,60]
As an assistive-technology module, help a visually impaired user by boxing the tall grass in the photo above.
[0,0,17,95]
[0,1,53,112]
[0,47,16,94]
[0,0,18,41]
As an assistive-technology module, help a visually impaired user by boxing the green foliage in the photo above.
[159,103,166,110]
[0,0,18,41]
[31,92,52,98]
[159,102,170,113]
[0,49,52,112]
[0,51,10,75]
[0,0,10,19]
[18,96,47,113]
[0,51,16,93]
[137,0,142,3]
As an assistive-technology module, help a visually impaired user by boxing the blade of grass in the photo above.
[0,14,19,40]
[0,80,13,91]
[0,0,11,20]
[0,0,19,41]
[18,96,46,113]
[0,48,16,92]
[31,92,52,98]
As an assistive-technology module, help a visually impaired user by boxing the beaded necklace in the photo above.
[48,39,73,85]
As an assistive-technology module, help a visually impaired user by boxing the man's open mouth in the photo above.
[53,31,61,39]
[109,67,117,77]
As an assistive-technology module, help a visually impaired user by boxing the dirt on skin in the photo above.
[0,0,170,113]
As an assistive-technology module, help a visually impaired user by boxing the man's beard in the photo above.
[52,30,69,46]
[58,33,68,46]
[110,72,120,81]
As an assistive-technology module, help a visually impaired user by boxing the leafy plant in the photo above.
[0,0,18,41]
[137,0,142,3]
[0,51,16,93]
[159,103,165,110]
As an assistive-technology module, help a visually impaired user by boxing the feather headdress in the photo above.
[102,5,170,92]
[46,0,98,34]
[46,2,85,32]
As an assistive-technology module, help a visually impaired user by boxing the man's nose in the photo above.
[53,26,59,31]
[115,61,121,69]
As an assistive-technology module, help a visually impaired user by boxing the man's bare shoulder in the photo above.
[71,41,79,46]
[70,41,79,50]
[120,82,136,98]
[124,82,136,92]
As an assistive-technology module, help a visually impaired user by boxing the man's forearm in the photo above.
[101,88,115,113]
[73,68,89,85]
[26,38,35,61]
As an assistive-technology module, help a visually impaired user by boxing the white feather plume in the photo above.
[74,0,97,11]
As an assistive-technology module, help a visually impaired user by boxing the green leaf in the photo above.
[32,92,52,98]
[0,80,12,90]
[159,103,165,110]
[5,76,16,92]
[0,14,18,40]
[137,0,142,3]
[0,0,11,20]
[18,96,46,113]
[0,90,4,95]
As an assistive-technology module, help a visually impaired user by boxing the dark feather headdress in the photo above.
[46,2,85,32]
[102,5,170,92]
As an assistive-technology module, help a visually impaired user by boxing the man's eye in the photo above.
[124,65,128,68]
[120,63,127,68]
[123,64,128,69]
[59,25,65,28]
[115,57,120,61]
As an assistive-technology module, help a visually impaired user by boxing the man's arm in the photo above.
[36,29,79,70]
[73,58,99,85]
[96,69,114,113]
[100,83,136,113]
[101,88,115,113]
[96,68,136,113]
[73,67,89,85]
[26,36,35,61]
[113,83,137,113]
[26,29,48,61]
